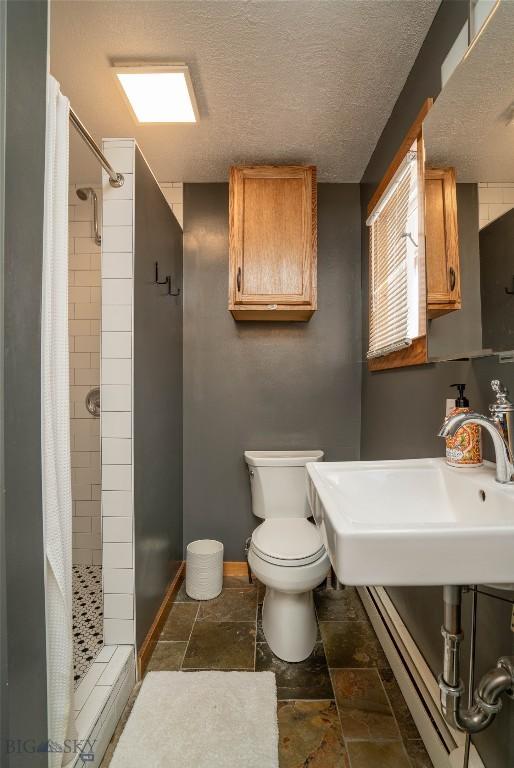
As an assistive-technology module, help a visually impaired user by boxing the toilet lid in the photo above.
[251,519,325,566]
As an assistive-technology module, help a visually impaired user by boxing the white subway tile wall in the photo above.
[101,140,136,646]
[72,645,135,768]
[478,182,514,230]
[69,185,102,566]
[159,182,183,228]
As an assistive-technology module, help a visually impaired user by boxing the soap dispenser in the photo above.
[445,383,482,467]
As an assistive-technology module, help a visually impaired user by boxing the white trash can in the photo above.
[186,539,224,600]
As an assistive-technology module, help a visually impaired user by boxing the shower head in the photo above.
[75,187,101,247]
[76,187,92,201]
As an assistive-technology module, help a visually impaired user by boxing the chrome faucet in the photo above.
[438,380,514,484]
[490,379,514,459]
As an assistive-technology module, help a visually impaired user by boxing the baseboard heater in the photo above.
[357,586,485,768]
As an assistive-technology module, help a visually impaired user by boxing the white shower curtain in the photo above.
[41,75,75,766]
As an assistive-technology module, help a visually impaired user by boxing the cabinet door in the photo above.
[425,167,461,318]
[229,166,316,318]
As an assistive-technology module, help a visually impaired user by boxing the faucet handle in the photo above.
[490,380,513,413]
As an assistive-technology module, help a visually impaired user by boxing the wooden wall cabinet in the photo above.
[425,167,461,319]
[229,165,317,321]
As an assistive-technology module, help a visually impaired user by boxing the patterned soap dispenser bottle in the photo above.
[445,383,483,467]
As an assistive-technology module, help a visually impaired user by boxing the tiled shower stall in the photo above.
[68,167,184,685]
[68,184,104,685]
[68,141,184,765]
[69,185,102,567]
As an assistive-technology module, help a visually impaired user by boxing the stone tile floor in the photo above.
[101,575,434,768]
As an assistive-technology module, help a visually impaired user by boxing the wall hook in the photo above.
[165,276,181,296]
[154,261,168,285]
[505,276,514,295]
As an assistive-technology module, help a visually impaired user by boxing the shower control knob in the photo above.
[85,387,100,418]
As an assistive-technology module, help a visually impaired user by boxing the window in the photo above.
[366,140,425,360]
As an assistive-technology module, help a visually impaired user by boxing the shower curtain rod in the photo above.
[69,107,125,188]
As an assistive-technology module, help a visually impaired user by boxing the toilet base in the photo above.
[262,587,317,662]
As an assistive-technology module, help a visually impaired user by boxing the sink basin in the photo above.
[306,458,514,586]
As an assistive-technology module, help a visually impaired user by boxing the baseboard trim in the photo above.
[137,561,249,677]
[223,561,249,577]
[358,586,485,768]
[137,562,185,678]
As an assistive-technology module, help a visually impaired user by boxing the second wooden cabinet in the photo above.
[425,167,461,319]
[229,165,317,321]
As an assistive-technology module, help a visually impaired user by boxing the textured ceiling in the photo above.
[51,0,440,183]
[425,2,514,181]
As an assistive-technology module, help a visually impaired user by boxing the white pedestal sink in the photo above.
[306,458,514,586]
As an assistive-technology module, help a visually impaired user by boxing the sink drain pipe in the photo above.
[244,536,253,584]
[463,585,477,767]
[439,586,514,734]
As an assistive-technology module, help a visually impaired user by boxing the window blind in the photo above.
[366,146,422,360]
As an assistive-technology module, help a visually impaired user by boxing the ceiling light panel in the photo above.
[114,65,198,124]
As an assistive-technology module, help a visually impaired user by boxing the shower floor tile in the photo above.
[73,564,103,688]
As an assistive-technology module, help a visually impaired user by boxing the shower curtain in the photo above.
[42,75,75,766]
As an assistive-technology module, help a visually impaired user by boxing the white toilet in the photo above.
[245,450,330,663]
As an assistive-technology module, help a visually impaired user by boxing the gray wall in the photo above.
[3,1,49,764]
[360,2,514,766]
[134,149,183,648]
[479,209,514,352]
[0,0,6,752]
[428,184,483,360]
[183,183,361,560]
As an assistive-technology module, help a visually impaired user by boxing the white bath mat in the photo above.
[108,671,279,768]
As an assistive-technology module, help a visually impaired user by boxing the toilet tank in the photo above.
[244,450,324,519]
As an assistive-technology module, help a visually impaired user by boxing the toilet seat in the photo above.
[251,518,325,567]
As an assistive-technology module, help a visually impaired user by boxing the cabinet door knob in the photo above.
[449,266,456,291]
[237,267,242,292]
